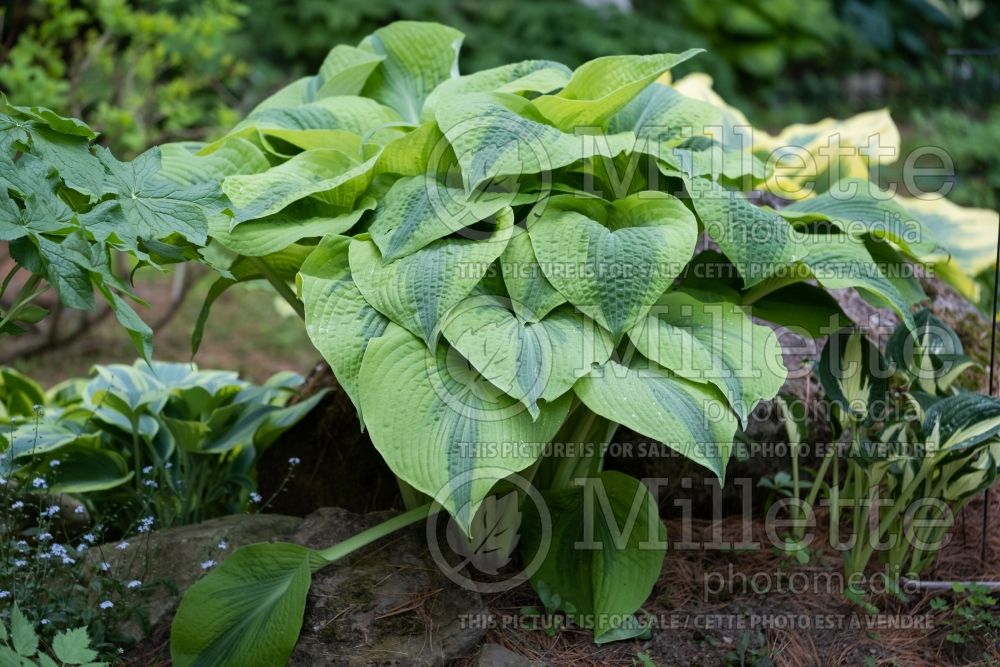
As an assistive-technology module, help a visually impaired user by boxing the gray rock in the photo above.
[95,513,302,641]
[289,507,488,666]
[476,643,542,667]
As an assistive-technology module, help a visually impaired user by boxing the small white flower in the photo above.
[200,559,217,570]
[0,477,7,486]
[40,619,50,625]
[15,540,28,550]
[38,532,52,542]
[99,562,111,572]
[31,477,47,489]
[137,516,154,533]
[83,533,96,544]
[288,457,301,466]
[49,460,60,468]
[143,479,158,489]
[99,600,113,610]
[74,505,86,515]
[10,500,24,510]
[249,492,262,504]
[13,559,26,568]
[165,462,173,470]
[61,556,75,565]
[126,580,141,590]
[41,504,60,518]
[0,591,9,599]
[142,465,153,474]
[217,541,228,551]
[116,541,129,551]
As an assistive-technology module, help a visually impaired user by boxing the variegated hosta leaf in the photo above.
[886,308,975,394]
[350,210,513,347]
[500,226,566,322]
[818,328,889,424]
[358,323,573,533]
[314,45,385,98]
[423,59,573,120]
[686,177,800,287]
[210,197,374,257]
[232,96,401,145]
[442,296,614,418]
[532,50,703,129]
[434,92,634,192]
[796,233,915,331]
[368,176,514,261]
[924,393,1000,453]
[298,235,388,419]
[159,138,270,185]
[607,82,721,147]
[778,180,940,259]
[359,21,464,124]
[628,291,786,424]
[575,357,738,479]
[529,192,698,339]
[223,146,380,223]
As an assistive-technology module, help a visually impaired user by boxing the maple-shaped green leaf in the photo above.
[83,146,216,247]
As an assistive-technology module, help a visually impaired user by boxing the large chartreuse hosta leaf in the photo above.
[778,179,940,259]
[358,324,572,533]
[350,210,513,347]
[528,192,697,340]
[521,471,666,643]
[223,146,379,223]
[359,21,463,124]
[423,60,572,119]
[628,291,786,424]
[231,96,401,147]
[575,357,739,478]
[531,50,703,130]
[441,296,614,418]
[686,178,800,288]
[298,235,388,419]
[607,82,722,147]
[160,138,270,185]
[434,92,634,192]
[367,175,514,261]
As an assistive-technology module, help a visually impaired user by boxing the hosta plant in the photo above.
[165,21,943,664]
[794,311,1000,602]
[0,361,325,531]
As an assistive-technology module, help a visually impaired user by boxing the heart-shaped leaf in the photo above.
[628,291,786,424]
[358,324,572,533]
[350,210,513,347]
[575,357,738,479]
[442,296,614,418]
[500,225,566,322]
[529,192,697,339]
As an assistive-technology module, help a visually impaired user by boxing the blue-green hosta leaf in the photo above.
[223,146,379,223]
[532,50,703,129]
[628,291,786,424]
[210,198,375,257]
[607,81,721,146]
[529,193,698,339]
[521,471,666,642]
[350,210,513,347]
[314,45,385,98]
[924,393,1000,453]
[159,138,270,185]
[368,176,514,261]
[575,357,739,479]
[661,143,769,183]
[423,59,572,118]
[82,147,216,247]
[248,77,312,114]
[358,324,572,532]
[442,297,614,418]
[359,21,464,123]
[44,445,132,493]
[797,233,915,331]
[299,234,389,418]
[778,180,940,259]
[500,226,566,322]
[0,423,100,475]
[686,178,800,287]
[171,543,325,667]
[435,92,634,192]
